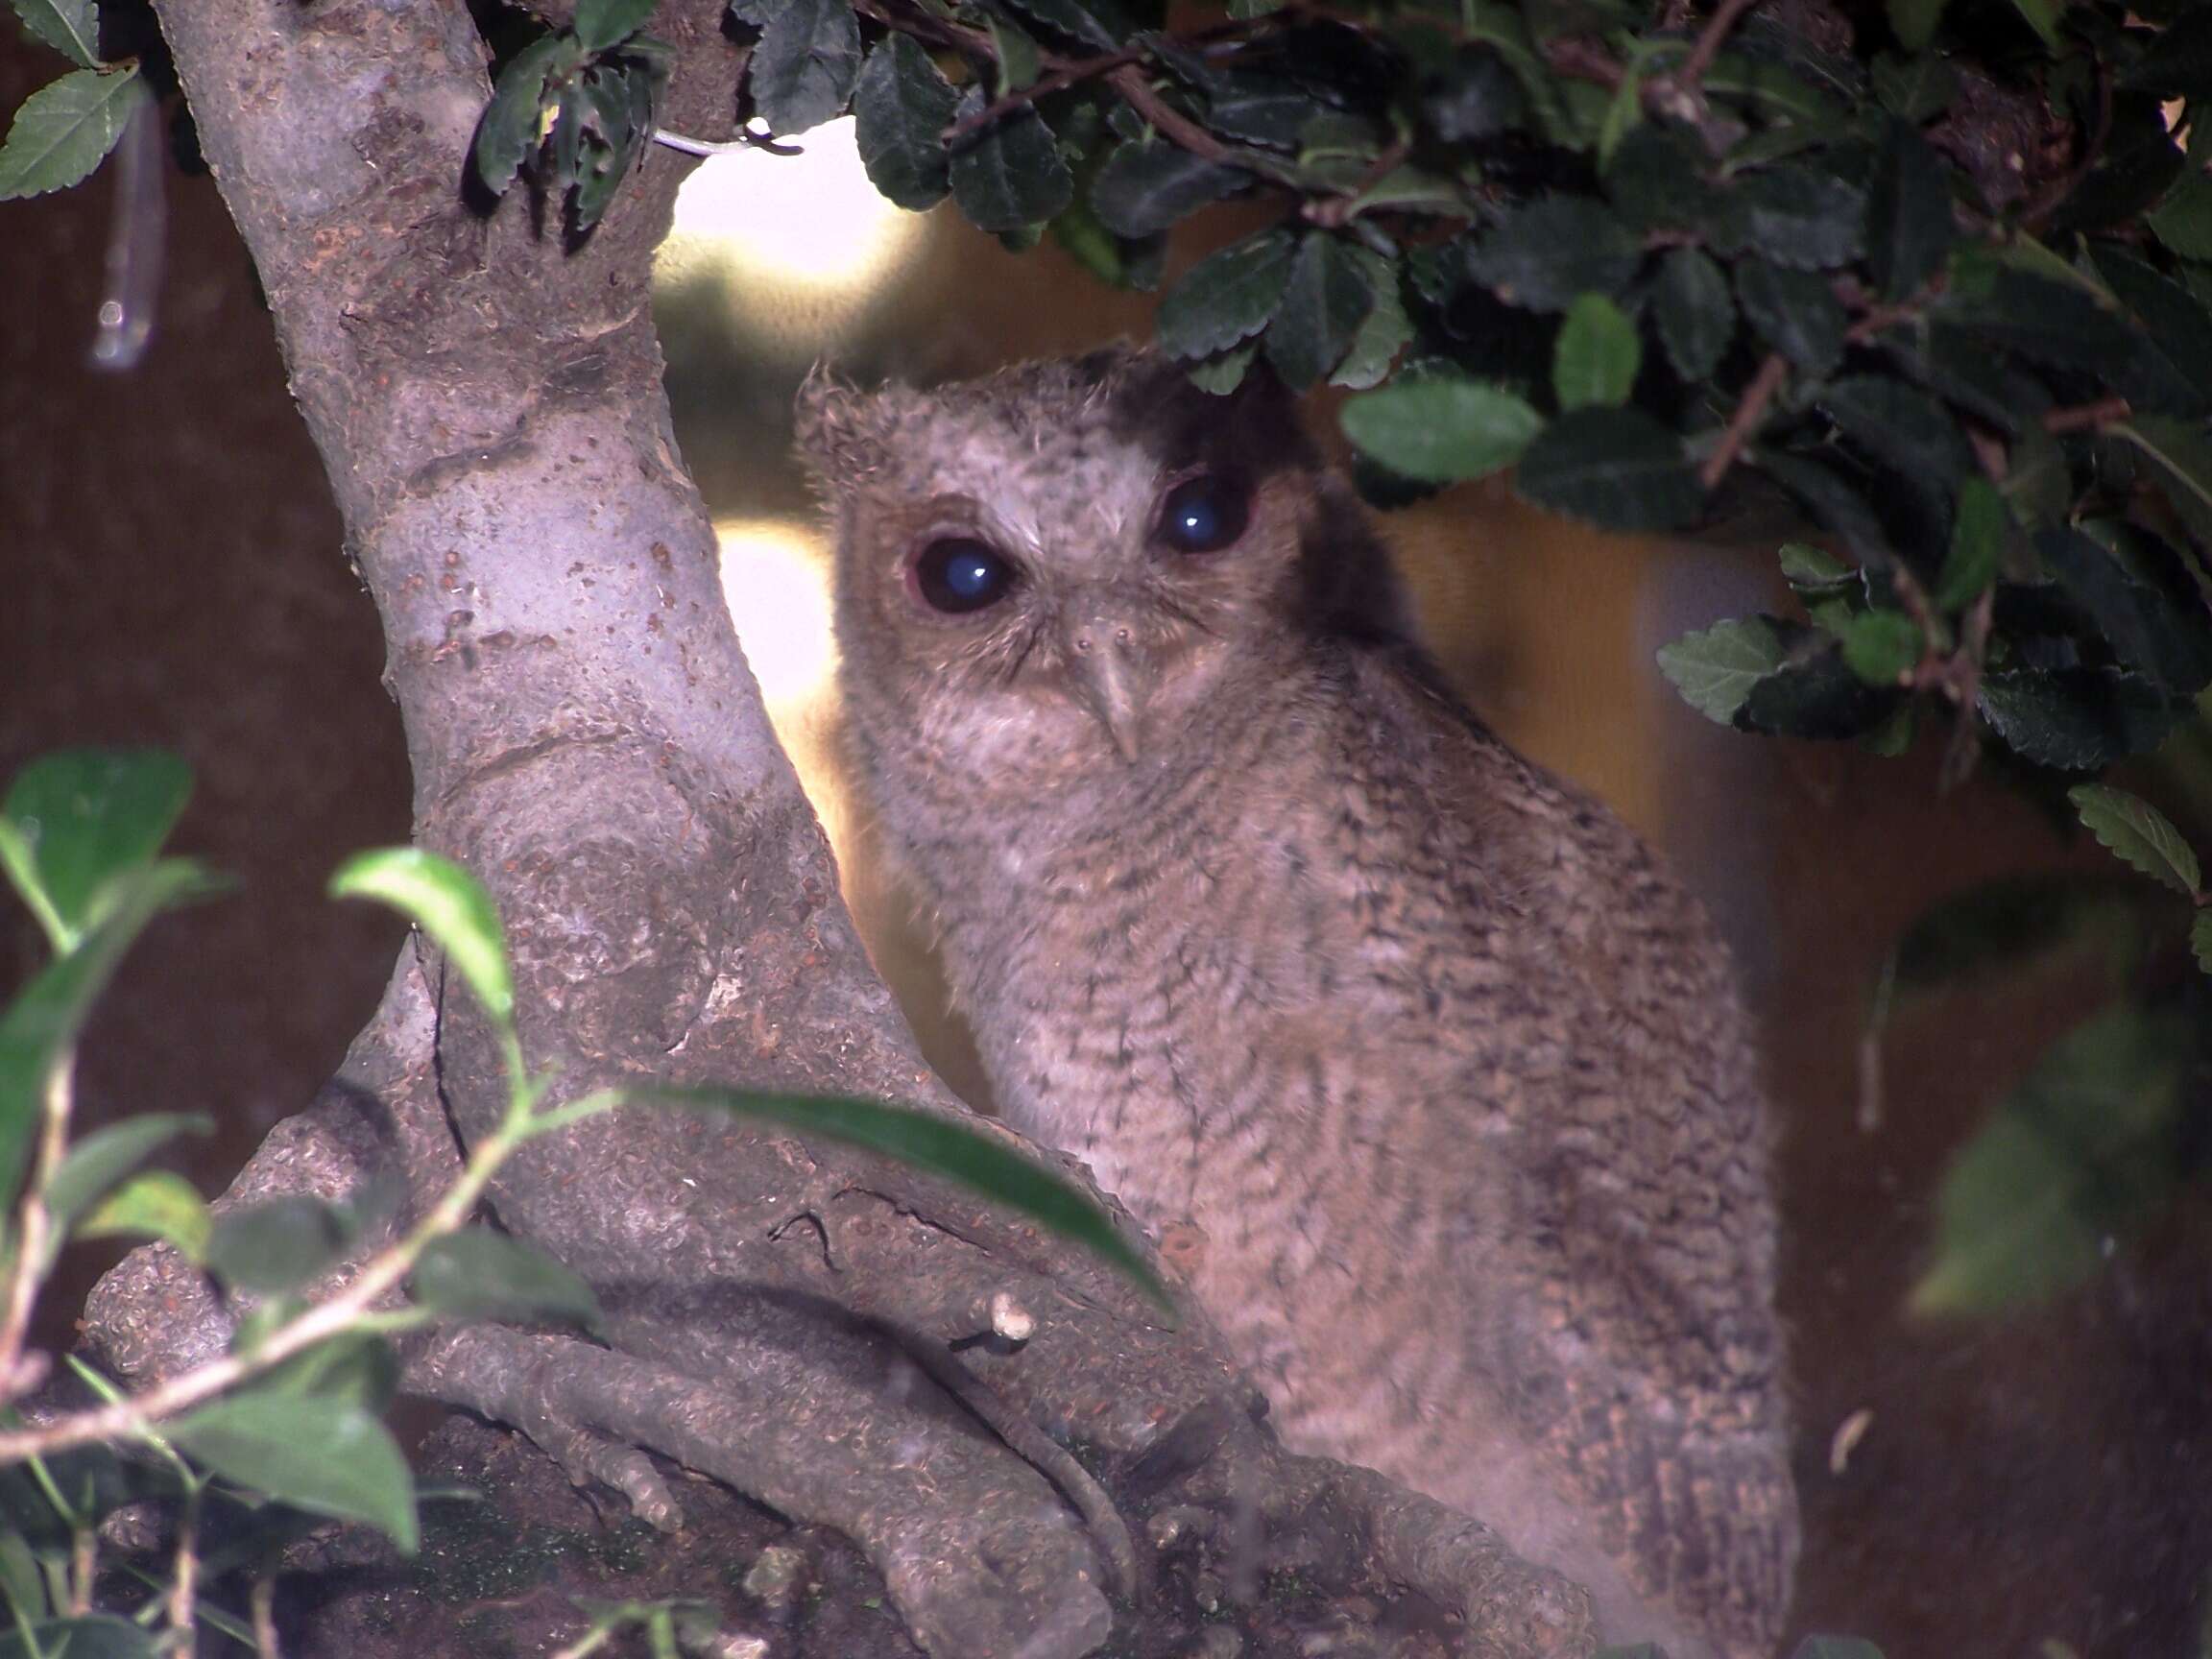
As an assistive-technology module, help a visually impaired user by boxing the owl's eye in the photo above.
[913,538,1018,614]
[1156,473,1250,555]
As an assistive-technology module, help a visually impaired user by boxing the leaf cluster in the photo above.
[470,0,674,236]
[0,752,1159,1652]
[469,0,2212,788]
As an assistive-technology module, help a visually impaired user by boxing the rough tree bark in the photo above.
[76,1,1596,1653]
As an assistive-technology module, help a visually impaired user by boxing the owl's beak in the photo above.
[1067,626,1145,762]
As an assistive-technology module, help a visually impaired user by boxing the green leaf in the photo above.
[2005,0,2061,51]
[1713,164,1865,272]
[0,1528,46,1622]
[1651,248,1734,382]
[1090,142,1247,238]
[1780,542,1850,588]
[0,860,220,1215]
[0,1617,159,1659]
[1819,375,1970,493]
[12,0,100,69]
[1464,196,1641,312]
[997,0,1127,52]
[1736,258,1846,377]
[255,1334,401,1414]
[852,36,958,211]
[1870,52,1957,121]
[170,1394,419,1552]
[43,1113,208,1233]
[750,0,860,134]
[572,0,655,53]
[1740,645,1901,738]
[2191,910,2212,976]
[1552,294,1640,410]
[472,34,572,196]
[330,848,514,1029]
[2121,8,2212,99]
[1,750,192,949]
[409,1228,600,1328]
[1157,228,1294,360]
[1605,120,1718,235]
[205,1196,349,1295]
[1935,476,2005,611]
[1839,611,1920,685]
[1911,1005,2184,1316]
[1658,615,1794,724]
[73,1170,211,1262]
[0,64,144,201]
[1513,407,1703,533]
[949,98,1071,234]
[2067,783,2201,897]
[1865,118,1955,302]
[2037,526,2212,694]
[647,1087,1167,1307]
[1330,247,1410,391]
[2090,245,2212,421]
[1337,375,1543,484]
[2119,417,2212,548]
[1263,234,1373,391]
[1185,342,1258,394]
[984,13,1040,96]
[1976,668,2181,769]
[1887,0,1949,52]
[1422,46,1525,142]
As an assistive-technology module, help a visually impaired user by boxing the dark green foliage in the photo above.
[751,0,862,135]
[853,35,959,210]
[1263,233,1373,389]
[1090,142,1250,237]
[469,10,667,234]
[950,95,1072,233]
[1514,408,1702,533]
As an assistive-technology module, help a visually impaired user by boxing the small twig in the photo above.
[2044,396,2132,435]
[652,126,802,157]
[250,1574,280,1659]
[942,43,1148,145]
[1307,135,1411,227]
[1677,0,1762,90]
[167,1484,203,1659]
[1106,62,1232,163]
[0,1066,78,1405]
[1700,351,1788,491]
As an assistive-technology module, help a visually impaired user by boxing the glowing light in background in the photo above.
[657,119,928,334]
[715,517,837,715]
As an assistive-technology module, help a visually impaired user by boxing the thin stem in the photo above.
[0,1061,79,1403]
[1105,62,1232,162]
[1677,0,1761,88]
[1699,351,1788,491]
[2044,396,2131,435]
[0,1096,538,1465]
[167,1483,203,1659]
[251,1573,280,1659]
[943,44,1149,144]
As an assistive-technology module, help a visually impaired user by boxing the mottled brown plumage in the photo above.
[797,349,1796,1657]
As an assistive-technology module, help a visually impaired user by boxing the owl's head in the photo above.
[796,347,1402,802]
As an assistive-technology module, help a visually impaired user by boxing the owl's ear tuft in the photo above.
[794,363,889,491]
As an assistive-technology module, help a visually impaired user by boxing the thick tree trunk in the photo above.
[81,1,1597,1652]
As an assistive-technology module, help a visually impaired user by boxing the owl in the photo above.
[796,348,1796,1658]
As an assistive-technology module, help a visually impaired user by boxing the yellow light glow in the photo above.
[715,517,858,886]
[658,118,927,308]
[715,517,838,715]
